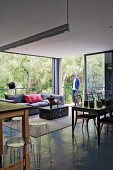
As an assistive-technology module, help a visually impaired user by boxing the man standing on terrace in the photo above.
[72,73,80,102]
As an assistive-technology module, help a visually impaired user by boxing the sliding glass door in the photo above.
[84,51,113,99]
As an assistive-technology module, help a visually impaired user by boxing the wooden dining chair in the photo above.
[97,91,112,116]
[97,92,103,101]
[100,114,113,134]
[96,92,113,134]
[86,93,94,102]
[100,116,113,134]
[74,94,97,129]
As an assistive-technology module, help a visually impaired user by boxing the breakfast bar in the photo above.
[0,102,31,170]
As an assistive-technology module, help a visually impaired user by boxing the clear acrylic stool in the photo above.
[4,137,36,170]
[30,122,52,170]
[10,117,22,137]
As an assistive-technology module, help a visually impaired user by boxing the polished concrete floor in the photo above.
[2,120,113,170]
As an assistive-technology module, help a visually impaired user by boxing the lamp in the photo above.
[7,82,16,94]
[7,82,15,89]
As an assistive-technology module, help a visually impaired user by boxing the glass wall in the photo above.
[85,51,113,100]
[0,52,52,97]
[105,52,113,99]
[62,56,84,104]
[86,54,105,97]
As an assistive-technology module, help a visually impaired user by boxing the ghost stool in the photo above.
[4,137,36,170]
[29,122,52,170]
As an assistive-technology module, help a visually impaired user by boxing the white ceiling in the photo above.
[0,0,113,58]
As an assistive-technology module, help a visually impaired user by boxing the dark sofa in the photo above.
[4,93,64,116]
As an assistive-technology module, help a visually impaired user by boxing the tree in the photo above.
[0,52,52,95]
[62,55,84,103]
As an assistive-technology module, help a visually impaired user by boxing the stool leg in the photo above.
[10,148,13,164]
[19,121,22,137]
[17,121,19,137]
[17,120,21,137]
[14,149,16,170]
[46,125,52,163]
[37,127,41,170]
[10,118,22,138]
[31,143,37,170]
[10,121,13,137]
[19,148,23,170]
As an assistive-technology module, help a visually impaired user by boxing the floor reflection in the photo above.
[2,119,113,170]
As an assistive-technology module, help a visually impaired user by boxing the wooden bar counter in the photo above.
[0,102,31,170]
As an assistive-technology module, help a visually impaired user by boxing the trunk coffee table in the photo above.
[39,105,68,120]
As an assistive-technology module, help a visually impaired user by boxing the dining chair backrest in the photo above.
[86,93,94,102]
[97,92,103,101]
[74,94,97,129]
[74,94,82,105]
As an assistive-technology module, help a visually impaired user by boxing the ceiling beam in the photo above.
[0,24,69,51]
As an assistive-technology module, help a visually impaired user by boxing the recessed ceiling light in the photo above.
[109,25,113,28]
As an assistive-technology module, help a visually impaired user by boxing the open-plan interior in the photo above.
[0,0,113,170]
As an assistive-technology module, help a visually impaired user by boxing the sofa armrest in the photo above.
[41,93,64,105]
[17,102,30,105]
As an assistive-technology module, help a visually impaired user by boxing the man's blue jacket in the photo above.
[72,78,80,89]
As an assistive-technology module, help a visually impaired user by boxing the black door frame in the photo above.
[84,50,113,99]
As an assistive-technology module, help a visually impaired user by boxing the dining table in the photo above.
[0,101,31,170]
[71,103,112,145]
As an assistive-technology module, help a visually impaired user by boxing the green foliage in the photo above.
[64,82,72,103]
[87,54,104,92]
[62,54,104,103]
[0,52,104,104]
[62,55,84,103]
[0,52,52,95]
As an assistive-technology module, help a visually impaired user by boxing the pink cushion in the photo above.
[24,94,42,104]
